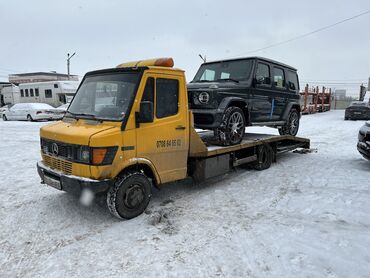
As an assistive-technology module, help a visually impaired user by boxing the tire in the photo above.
[107,171,152,219]
[2,115,7,121]
[278,109,299,136]
[344,117,349,120]
[253,144,273,171]
[215,106,246,146]
[27,114,33,122]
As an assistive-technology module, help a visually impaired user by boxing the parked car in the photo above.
[358,121,370,161]
[2,103,64,121]
[55,103,70,117]
[0,104,12,118]
[187,57,301,145]
[56,103,70,111]
[345,101,370,120]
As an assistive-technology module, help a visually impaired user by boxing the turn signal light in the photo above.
[92,148,107,165]
[116,57,174,68]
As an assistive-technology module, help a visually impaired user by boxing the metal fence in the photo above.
[331,99,353,110]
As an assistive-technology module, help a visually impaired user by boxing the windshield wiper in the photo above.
[216,78,239,83]
[64,111,76,118]
[191,80,212,83]
[67,111,98,120]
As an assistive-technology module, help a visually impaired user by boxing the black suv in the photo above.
[358,121,370,161]
[188,57,301,145]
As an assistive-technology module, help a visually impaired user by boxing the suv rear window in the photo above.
[287,71,299,91]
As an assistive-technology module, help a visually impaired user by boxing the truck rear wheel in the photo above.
[253,144,273,171]
[107,171,152,219]
[278,109,299,136]
[215,106,246,146]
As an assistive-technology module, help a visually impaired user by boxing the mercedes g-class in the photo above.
[188,57,301,145]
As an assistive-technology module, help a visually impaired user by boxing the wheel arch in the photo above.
[219,97,250,124]
[282,102,301,120]
[117,158,161,188]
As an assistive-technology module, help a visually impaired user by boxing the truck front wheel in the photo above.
[107,171,152,219]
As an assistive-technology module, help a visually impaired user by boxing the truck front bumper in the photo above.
[37,161,113,195]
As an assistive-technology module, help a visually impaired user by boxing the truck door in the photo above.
[136,73,189,184]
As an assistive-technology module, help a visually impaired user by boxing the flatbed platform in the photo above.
[189,129,310,158]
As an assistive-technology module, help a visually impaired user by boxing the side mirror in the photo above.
[256,75,265,84]
[139,101,154,123]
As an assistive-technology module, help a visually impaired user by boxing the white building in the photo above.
[1,84,20,105]
[18,81,79,107]
[9,72,78,84]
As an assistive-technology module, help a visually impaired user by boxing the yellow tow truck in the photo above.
[37,58,310,219]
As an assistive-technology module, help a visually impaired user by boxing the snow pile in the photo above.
[0,111,369,277]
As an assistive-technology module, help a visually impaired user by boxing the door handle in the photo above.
[175,125,186,130]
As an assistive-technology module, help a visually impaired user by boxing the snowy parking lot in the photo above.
[0,110,369,278]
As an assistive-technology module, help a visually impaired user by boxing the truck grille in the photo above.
[41,138,72,159]
[42,154,72,175]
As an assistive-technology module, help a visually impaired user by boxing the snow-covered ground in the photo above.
[0,110,369,278]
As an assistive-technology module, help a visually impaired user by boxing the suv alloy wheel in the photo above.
[278,109,299,136]
[215,106,246,145]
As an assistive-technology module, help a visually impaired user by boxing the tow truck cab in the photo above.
[38,57,191,189]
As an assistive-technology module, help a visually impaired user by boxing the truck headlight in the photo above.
[198,92,210,104]
[78,146,90,163]
[76,146,118,165]
[92,146,118,165]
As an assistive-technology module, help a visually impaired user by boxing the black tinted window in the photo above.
[20,89,24,97]
[256,63,271,85]
[45,89,52,98]
[287,71,298,91]
[30,88,34,97]
[273,67,285,89]
[156,78,179,118]
[142,77,154,103]
[35,88,39,96]
[25,89,29,97]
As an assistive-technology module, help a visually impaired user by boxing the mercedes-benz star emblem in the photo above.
[52,143,59,156]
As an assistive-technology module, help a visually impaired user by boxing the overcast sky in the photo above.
[0,0,369,95]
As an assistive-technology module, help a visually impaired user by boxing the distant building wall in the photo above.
[333,89,346,100]
[332,97,357,109]
[9,72,78,84]
[1,85,20,105]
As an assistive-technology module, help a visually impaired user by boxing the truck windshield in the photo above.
[192,59,253,82]
[67,72,140,121]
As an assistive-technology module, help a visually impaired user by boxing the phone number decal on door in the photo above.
[156,139,182,148]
